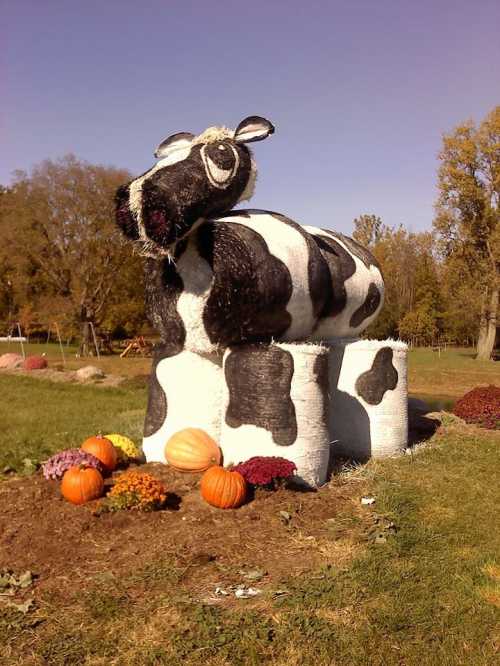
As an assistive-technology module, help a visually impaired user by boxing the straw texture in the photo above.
[142,348,223,463]
[327,338,408,459]
[220,342,330,487]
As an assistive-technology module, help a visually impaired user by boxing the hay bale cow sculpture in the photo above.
[115,116,408,485]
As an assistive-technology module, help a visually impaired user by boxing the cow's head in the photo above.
[115,116,274,255]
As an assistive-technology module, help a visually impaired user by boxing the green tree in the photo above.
[1,156,144,353]
[356,220,443,343]
[434,106,499,359]
[439,254,482,345]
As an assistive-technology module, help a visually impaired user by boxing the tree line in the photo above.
[0,107,498,359]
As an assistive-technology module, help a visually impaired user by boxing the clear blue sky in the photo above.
[2,0,499,234]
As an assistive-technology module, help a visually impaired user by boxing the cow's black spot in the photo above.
[310,233,356,318]
[355,347,398,405]
[313,350,330,426]
[326,230,381,271]
[115,184,140,240]
[143,344,172,437]
[270,212,330,320]
[349,282,381,328]
[144,254,186,353]
[144,144,252,246]
[224,345,297,446]
[197,221,293,346]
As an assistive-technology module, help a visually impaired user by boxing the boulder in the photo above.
[0,353,24,369]
[76,365,106,381]
[23,355,48,370]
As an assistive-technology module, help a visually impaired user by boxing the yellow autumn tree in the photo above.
[434,106,499,359]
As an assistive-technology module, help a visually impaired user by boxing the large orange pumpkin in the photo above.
[165,428,222,473]
[61,465,104,505]
[81,435,117,471]
[200,466,247,509]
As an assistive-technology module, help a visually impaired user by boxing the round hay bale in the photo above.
[327,338,408,460]
[142,346,223,463]
[220,341,330,488]
[76,365,105,381]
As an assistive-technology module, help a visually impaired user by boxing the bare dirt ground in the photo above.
[0,463,373,610]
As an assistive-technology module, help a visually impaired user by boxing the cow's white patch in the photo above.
[175,237,216,353]
[218,211,314,340]
[142,350,223,463]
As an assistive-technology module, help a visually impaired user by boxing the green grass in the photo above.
[0,374,146,471]
[408,346,498,398]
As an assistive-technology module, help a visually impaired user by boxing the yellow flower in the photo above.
[105,434,140,462]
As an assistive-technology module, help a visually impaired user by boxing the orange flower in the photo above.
[108,471,167,510]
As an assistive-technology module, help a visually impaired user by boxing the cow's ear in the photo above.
[234,116,275,144]
[154,132,195,159]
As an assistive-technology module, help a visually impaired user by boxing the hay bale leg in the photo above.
[142,346,223,462]
[220,342,330,487]
[328,338,408,460]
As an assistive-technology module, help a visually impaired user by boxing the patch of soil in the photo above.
[0,465,371,607]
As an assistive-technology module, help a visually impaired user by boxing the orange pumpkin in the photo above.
[165,428,222,473]
[200,466,247,509]
[61,465,104,505]
[81,435,117,471]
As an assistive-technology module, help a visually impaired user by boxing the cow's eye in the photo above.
[201,143,240,188]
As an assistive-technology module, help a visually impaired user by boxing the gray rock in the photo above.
[0,353,24,369]
[76,365,105,381]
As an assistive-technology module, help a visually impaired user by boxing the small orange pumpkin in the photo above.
[165,428,222,473]
[61,465,104,505]
[200,466,247,509]
[81,434,117,471]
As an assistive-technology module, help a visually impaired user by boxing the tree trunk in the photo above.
[476,288,498,360]
[79,321,93,357]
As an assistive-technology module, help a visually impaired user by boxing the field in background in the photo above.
[408,346,498,400]
[0,340,152,378]
[1,342,498,399]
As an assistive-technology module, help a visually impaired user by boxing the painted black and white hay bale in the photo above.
[327,339,408,460]
[114,115,390,472]
[142,345,223,463]
[304,227,385,339]
[115,116,384,355]
[220,342,330,488]
[140,211,384,354]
